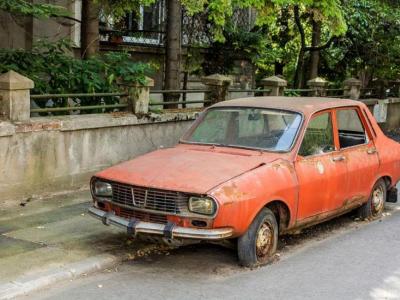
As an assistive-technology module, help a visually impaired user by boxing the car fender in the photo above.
[209,159,298,236]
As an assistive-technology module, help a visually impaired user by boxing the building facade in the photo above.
[0,0,255,90]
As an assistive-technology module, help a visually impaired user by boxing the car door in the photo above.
[333,107,379,206]
[294,110,348,220]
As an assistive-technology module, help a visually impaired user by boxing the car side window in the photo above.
[298,112,335,157]
[337,109,368,148]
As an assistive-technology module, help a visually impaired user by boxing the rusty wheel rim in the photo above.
[371,185,385,216]
[256,221,274,261]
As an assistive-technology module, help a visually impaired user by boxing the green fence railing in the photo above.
[30,92,128,116]
[30,86,354,117]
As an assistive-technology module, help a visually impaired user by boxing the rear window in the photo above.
[337,109,368,148]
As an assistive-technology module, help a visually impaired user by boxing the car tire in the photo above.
[237,208,278,267]
[357,179,386,220]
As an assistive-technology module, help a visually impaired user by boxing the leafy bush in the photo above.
[0,0,68,18]
[0,39,153,113]
[0,39,152,95]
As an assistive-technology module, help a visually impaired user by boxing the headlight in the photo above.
[188,196,216,215]
[93,180,112,197]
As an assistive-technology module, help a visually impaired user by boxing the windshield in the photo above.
[182,107,302,152]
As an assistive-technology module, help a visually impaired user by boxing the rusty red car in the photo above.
[89,97,399,267]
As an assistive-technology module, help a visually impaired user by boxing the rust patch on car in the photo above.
[270,160,295,173]
[218,183,247,201]
[343,195,365,208]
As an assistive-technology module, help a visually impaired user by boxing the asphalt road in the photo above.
[21,197,400,300]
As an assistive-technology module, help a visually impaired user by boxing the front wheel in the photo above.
[237,208,278,267]
[357,179,386,220]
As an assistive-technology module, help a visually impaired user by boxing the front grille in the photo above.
[110,181,189,214]
[118,208,168,224]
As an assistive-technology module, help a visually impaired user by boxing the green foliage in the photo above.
[325,0,400,81]
[0,0,68,18]
[181,0,348,89]
[182,0,346,42]
[0,39,152,96]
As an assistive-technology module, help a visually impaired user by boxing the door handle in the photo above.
[367,148,377,155]
[332,156,346,162]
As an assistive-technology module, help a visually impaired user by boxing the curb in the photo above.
[0,254,120,300]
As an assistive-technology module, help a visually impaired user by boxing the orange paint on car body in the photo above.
[91,97,400,239]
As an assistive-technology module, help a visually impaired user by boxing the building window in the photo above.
[100,0,165,46]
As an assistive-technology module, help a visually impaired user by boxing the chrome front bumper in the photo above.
[88,207,233,240]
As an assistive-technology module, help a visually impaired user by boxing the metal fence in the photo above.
[30,87,349,117]
[361,88,378,99]
[30,92,128,116]
[149,90,211,109]
[99,5,254,48]
[100,29,165,47]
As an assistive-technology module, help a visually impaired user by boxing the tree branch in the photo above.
[294,5,338,52]
[294,5,305,49]
[51,15,82,24]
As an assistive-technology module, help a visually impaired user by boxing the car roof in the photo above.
[211,97,361,115]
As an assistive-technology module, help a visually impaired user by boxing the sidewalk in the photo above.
[0,191,158,299]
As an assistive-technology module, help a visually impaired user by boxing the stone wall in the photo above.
[0,113,195,205]
[380,98,400,131]
[361,98,400,130]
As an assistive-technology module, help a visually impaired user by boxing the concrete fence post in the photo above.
[126,77,154,115]
[261,76,287,96]
[0,70,34,122]
[343,78,362,100]
[307,77,328,97]
[202,74,232,106]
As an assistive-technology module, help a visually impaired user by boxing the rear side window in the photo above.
[298,112,335,157]
[337,109,368,148]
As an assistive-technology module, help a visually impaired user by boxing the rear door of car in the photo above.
[332,106,379,208]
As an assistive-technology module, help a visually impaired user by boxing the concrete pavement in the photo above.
[0,191,162,299]
[17,201,400,300]
[1,187,399,300]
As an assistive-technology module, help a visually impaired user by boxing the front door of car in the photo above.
[294,110,348,220]
[333,107,379,207]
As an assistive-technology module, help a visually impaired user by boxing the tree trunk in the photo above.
[182,71,188,108]
[309,19,321,80]
[294,49,306,89]
[274,62,284,76]
[164,0,182,108]
[274,7,290,76]
[293,5,306,89]
[24,0,33,50]
[81,0,99,59]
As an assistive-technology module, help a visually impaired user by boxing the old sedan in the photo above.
[88,97,400,267]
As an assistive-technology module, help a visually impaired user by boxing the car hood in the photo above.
[95,144,283,194]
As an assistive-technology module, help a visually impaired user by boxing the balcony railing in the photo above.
[100,29,166,47]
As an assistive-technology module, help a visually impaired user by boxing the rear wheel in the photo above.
[237,208,278,267]
[357,179,386,220]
